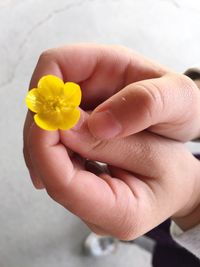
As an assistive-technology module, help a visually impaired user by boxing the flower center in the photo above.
[45,97,62,112]
[41,96,74,113]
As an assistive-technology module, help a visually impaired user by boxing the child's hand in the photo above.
[23,44,200,237]
[24,43,169,188]
[25,111,200,239]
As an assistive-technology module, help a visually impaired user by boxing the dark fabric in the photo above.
[146,220,200,266]
[184,68,200,81]
[195,154,200,160]
[145,154,200,266]
[152,242,200,267]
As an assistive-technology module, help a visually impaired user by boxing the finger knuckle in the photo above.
[46,184,65,204]
[177,73,199,97]
[177,72,194,86]
[38,48,56,63]
[80,139,109,160]
[168,73,200,115]
[131,82,164,122]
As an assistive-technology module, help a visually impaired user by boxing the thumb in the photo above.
[88,73,200,141]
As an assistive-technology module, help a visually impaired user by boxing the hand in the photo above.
[24,44,200,188]
[26,110,200,239]
[24,43,168,188]
[23,44,200,237]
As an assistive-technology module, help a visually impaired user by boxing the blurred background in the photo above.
[0,0,200,266]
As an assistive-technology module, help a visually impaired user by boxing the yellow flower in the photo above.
[25,75,82,131]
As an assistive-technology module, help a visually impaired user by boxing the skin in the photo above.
[24,44,200,239]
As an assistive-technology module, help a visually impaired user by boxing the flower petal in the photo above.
[25,88,43,113]
[63,82,82,107]
[58,108,81,130]
[34,108,80,131]
[38,75,64,97]
[34,113,59,131]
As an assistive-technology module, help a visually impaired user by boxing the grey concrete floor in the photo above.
[0,0,200,266]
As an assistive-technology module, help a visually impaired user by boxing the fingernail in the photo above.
[89,110,122,139]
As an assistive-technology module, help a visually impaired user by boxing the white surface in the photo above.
[0,0,200,266]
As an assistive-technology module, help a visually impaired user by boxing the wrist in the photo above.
[172,155,200,231]
[172,158,200,231]
[173,203,200,231]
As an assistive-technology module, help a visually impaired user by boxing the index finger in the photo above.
[30,43,168,110]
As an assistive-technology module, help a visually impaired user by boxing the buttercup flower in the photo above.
[25,75,82,131]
